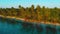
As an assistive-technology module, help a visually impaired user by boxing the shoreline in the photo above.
[0,15,60,26]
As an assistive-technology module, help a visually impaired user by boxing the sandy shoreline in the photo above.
[0,15,60,26]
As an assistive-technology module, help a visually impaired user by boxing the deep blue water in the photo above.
[0,17,60,34]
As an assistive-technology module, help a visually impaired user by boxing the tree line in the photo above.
[0,5,60,23]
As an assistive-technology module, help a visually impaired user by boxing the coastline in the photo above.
[0,15,60,26]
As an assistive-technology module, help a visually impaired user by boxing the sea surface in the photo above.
[0,17,60,34]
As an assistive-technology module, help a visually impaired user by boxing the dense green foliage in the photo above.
[0,5,60,23]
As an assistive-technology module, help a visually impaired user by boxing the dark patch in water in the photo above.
[46,25,57,34]
[35,24,43,34]
[22,22,34,31]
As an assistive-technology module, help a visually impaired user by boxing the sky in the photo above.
[0,0,60,8]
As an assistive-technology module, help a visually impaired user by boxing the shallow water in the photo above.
[0,18,60,34]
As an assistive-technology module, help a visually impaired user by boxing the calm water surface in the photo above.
[0,17,60,34]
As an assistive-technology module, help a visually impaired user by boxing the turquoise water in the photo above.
[0,17,60,34]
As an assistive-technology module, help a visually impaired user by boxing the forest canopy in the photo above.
[0,5,60,23]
